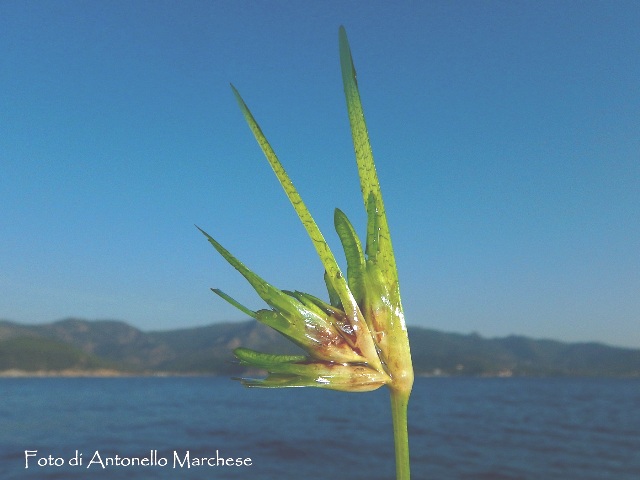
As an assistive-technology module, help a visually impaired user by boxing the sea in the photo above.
[1,377,638,479]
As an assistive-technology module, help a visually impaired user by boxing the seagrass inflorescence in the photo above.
[199,26,414,479]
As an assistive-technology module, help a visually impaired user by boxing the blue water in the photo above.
[1,377,638,479]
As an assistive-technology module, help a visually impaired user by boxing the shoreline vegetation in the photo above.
[1,318,639,378]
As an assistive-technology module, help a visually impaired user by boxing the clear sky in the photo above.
[1,1,638,348]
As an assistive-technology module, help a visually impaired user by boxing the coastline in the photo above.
[0,368,133,377]
[0,369,218,378]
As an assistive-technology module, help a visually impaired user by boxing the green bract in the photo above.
[200,26,414,479]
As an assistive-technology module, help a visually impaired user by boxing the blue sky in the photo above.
[1,1,638,348]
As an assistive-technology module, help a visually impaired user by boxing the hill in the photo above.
[0,318,639,377]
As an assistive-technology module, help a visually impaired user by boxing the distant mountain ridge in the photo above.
[1,318,639,377]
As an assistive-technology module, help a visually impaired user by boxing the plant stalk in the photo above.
[390,387,411,480]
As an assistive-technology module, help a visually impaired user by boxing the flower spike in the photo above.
[201,27,414,479]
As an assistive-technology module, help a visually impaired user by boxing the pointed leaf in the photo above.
[230,85,349,305]
[211,288,256,318]
[197,226,304,316]
[339,27,413,389]
[334,208,366,302]
[324,271,342,308]
[235,347,306,366]
[339,27,399,296]
[234,348,387,392]
[365,192,380,259]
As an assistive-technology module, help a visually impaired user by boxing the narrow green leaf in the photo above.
[287,290,341,317]
[283,290,330,320]
[339,26,399,294]
[234,347,388,391]
[235,347,306,366]
[324,271,342,308]
[339,27,413,394]
[365,192,380,259]
[197,226,302,316]
[334,208,366,302]
[230,85,348,301]
[211,288,256,318]
[254,309,291,334]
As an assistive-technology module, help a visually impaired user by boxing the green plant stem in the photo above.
[390,387,411,480]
